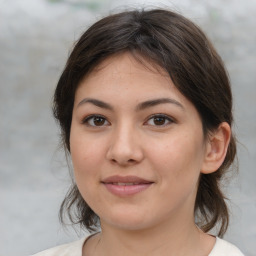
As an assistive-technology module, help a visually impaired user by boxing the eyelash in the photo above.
[82,114,175,127]
[145,114,175,127]
[82,114,110,127]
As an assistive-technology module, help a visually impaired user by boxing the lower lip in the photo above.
[103,183,153,196]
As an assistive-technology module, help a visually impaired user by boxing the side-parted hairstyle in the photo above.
[53,8,236,237]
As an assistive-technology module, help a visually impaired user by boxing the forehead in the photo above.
[76,53,195,108]
[75,53,201,118]
[77,52,175,95]
[73,52,204,132]
[91,52,167,76]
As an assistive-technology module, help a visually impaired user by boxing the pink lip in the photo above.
[101,175,153,196]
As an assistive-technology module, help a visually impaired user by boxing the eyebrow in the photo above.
[77,97,184,111]
[135,98,184,111]
[77,98,114,110]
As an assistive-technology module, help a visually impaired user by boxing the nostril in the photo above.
[110,158,137,165]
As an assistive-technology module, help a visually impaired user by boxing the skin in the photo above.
[70,53,231,256]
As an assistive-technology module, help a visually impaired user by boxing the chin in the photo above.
[101,210,155,231]
[109,220,150,231]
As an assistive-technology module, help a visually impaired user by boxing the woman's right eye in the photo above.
[82,115,110,127]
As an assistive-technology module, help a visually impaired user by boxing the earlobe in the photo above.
[201,122,231,174]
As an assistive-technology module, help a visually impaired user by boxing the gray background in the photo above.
[0,0,255,255]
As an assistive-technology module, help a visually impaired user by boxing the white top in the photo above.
[32,236,244,256]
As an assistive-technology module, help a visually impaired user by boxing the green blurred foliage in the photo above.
[46,0,103,11]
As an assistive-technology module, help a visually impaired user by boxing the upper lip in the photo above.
[101,175,153,184]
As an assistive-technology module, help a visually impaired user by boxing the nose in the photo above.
[106,124,144,166]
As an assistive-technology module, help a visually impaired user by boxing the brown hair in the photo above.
[53,8,236,237]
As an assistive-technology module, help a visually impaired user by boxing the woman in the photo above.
[34,8,244,256]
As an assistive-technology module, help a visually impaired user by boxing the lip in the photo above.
[101,175,154,196]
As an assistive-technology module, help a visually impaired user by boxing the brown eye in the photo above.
[93,116,105,126]
[153,116,166,125]
[83,115,109,127]
[146,114,174,126]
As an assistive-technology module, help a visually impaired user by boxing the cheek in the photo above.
[147,133,204,183]
[70,137,104,207]
[70,132,104,181]
[148,134,198,164]
[72,146,99,174]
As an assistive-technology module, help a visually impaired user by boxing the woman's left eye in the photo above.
[145,114,174,126]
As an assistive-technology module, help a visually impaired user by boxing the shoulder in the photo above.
[209,237,245,256]
[31,237,87,256]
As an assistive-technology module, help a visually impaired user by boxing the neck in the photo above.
[92,216,212,256]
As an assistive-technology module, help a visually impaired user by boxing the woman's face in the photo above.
[70,53,209,231]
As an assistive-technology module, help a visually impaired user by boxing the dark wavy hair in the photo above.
[53,8,236,237]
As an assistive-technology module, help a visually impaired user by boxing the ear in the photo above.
[201,122,231,174]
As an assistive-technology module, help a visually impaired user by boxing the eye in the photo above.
[146,114,174,126]
[82,115,110,127]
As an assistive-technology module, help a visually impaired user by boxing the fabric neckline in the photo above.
[81,233,218,256]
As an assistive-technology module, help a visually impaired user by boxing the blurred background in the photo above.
[0,0,255,255]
